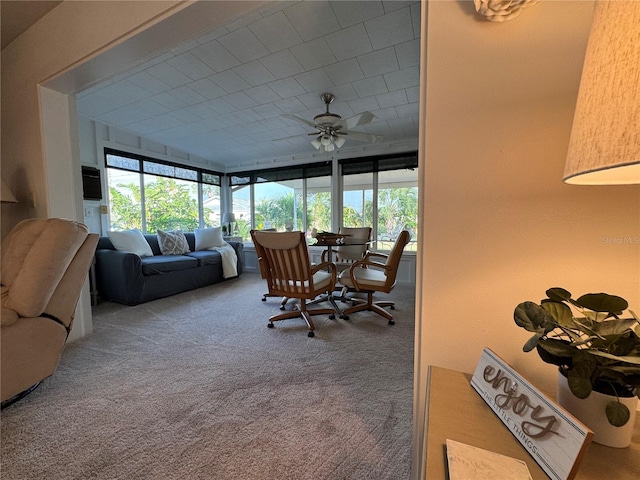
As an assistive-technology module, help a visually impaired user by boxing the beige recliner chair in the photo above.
[1,218,98,407]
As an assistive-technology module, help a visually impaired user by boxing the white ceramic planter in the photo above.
[557,372,638,448]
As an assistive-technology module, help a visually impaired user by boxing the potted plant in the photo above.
[514,287,640,447]
[222,225,227,236]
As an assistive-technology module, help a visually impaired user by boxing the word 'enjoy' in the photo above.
[483,366,559,439]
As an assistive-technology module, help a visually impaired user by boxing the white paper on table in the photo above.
[446,439,533,480]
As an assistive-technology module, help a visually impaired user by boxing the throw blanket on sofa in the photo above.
[212,243,238,278]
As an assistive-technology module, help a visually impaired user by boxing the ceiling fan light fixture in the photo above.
[324,143,335,152]
[320,135,332,146]
[311,137,322,149]
[334,136,346,148]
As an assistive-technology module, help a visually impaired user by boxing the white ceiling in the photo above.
[76,1,421,171]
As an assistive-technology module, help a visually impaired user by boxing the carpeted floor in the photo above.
[1,272,415,480]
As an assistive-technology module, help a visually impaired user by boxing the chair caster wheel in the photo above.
[268,323,274,328]
[262,298,267,302]
[280,306,286,310]
[329,314,335,320]
[343,315,350,320]
[390,306,395,310]
[388,320,395,325]
[308,331,315,337]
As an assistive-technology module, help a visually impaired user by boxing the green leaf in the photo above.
[567,360,595,399]
[576,293,628,314]
[541,301,573,326]
[606,401,630,427]
[546,287,572,302]
[592,318,638,336]
[514,302,556,333]
[523,333,543,352]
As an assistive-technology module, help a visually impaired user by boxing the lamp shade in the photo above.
[222,212,235,224]
[1,178,18,203]
[563,1,640,185]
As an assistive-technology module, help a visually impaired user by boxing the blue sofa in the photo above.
[94,233,244,306]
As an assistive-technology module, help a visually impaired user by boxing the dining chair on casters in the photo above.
[250,229,289,310]
[337,230,411,325]
[252,230,337,337]
[321,226,372,299]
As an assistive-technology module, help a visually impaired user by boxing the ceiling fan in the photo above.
[282,93,383,152]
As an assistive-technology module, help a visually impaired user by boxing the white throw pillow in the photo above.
[194,227,224,250]
[157,229,190,255]
[107,229,153,257]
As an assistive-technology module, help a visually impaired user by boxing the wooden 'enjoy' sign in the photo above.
[470,348,593,480]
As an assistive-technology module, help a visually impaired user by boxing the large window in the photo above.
[341,153,418,251]
[105,148,221,233]
[230,162,332,241]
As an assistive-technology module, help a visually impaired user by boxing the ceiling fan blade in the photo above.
[342,130,384,144]
[283,114,317,129]
[272,132,316,142]
[344,111,377,130]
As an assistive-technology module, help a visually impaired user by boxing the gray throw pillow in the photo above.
[157,229,190,255]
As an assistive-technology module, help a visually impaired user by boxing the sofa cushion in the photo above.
[157,229,190,255]
[186,251,222,267]
[107,229,153,257]
[194,227,224,250]
[141,255,198,276]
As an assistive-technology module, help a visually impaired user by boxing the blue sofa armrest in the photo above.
[95,249,144,305]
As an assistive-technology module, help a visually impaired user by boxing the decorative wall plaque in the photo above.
[470,348,593,480]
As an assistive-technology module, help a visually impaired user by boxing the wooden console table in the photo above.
[424,366,640,479]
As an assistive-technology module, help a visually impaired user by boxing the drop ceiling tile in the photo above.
[128,113,185,134]
[405,85,420,103]
[268,77,306,98]
[149,92,189,110]
[196,26,229,44]
[365,7,413,50]
[203,98,237,115]
[189,78,226,100]
[169,38,200,56]
[325,24,373,62]
[184,104,217,119]
[244,85,281,105]
[190,40,240,73]
[383,1,417,13]
[252,103,284,119]
[410,3,421,38]
[274,97,307,114]
[290,38,337,71]
[193,116,228,131]
[357,47,399,78]
[249,11,303,53]
[224,10,264,32]
[330,1,385,28]
[323,58,364,85]
[126,71,171,95]
[234,109,264,123]
[167,52,215,80]
[260,50,305,79]
[376,90,408,109]
[283,1,341,42]
[134,98,171,116]
[218,27,270,64]
[395,39,420,69]
[145,63,192,88]
[224,92,258,110]
[232,60,276,87]
[352,75,388,97]
[170,85,208,106]
[210,70,252,94]
[294,68,334,94]
[328,83,359,103]
[98,105,154,126]
[394,102,419,118]
[371,106,399,121]
[383,66,419,91]
[348,96,381,113]
[169,109,201,124]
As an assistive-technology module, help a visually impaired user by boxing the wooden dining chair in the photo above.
[252,230,337,337]
[250,229,288,309]
[337,230,411,325]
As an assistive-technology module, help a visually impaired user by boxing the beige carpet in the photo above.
[1,272,415,480]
